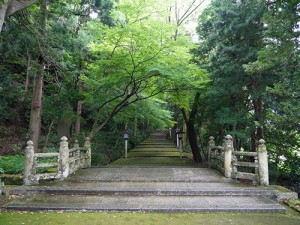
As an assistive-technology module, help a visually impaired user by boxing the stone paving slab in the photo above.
[68,167,233,183]
[2,195,285,213]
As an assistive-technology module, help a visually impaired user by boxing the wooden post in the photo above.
[59,136,69,179]
[24,140,38,185]
[257,139,269,186]
[224,135,233,178]
[84,137,92,168]
[208,136,215,168]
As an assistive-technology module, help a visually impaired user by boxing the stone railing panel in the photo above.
[23,137,91,185]
[207,135,269,186]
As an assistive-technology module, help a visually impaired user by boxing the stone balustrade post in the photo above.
[74,140,79,148]
[59,136,69,179]
[74,140,80,157]
[24,140,38,185]
[84,137,92,168]
[224,135,233,178]
[257,139,269,186]
[208,136,215,168]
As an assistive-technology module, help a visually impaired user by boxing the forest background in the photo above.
[0,0,299,194]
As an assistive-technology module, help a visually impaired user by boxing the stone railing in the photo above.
[208,135,269,186]
[24,136,91,185]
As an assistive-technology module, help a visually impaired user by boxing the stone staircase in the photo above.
[2,131,286,213]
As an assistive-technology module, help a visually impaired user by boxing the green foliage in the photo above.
[194,0,267,143]
[0,70,24,122]
[194,0,300,192]
[0,155,24,174]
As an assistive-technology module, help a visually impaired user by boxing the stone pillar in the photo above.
[224,135,233,178]
[257,139,269,186]
[59,136,69,179]
[208,136,215,168]
[24,140,38,185]
[84,137,92,168]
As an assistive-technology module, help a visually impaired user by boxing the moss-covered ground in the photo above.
[1,211,300,225]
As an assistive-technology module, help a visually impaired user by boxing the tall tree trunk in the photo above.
[75,80,83,135]
[28,0,47,151]
[29,66,43,152]
[181,92,202,163]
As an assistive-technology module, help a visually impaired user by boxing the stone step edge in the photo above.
[2,205,286,213]
[10,188,279,198]
[67,179,235,183]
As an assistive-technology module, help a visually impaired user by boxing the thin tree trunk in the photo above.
[43,119,54,150]
[21,51,31,101]
[25,52,31,93]
[134,116,137,137]
[251,97,264,152]
[182,122,187,148]
[255,97,264,140]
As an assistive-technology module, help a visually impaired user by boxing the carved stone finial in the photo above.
[225,134,233,140]
[258,139,266,145]
[209,136,215,140]
[61,136,68,142]
[27,140,34,147]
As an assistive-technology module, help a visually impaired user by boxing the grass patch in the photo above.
[0,212,300,225]
[284,199,300,213]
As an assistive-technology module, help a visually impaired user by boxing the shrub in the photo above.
[0,155,24,174]
[91,152,110,166]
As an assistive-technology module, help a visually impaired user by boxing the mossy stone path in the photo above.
[111,131,195,166]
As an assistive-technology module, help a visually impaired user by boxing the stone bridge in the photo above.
[2,131,288,213]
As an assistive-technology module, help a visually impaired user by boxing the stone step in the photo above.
[135,144,176,147]
[130,148,179,152]
[138,144,175,147]
[9,182,279,199]
[128,152,180,157]
[2,194,285,213]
